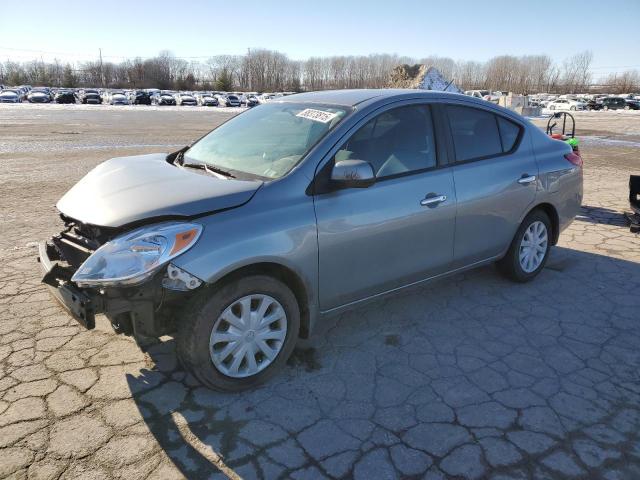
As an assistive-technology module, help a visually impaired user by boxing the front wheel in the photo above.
[497,210,552,283]
[176,275,300,391]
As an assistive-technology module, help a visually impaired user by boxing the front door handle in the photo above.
[518,174,537,185]
[421,194,447,207]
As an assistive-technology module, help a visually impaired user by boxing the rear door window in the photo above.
[447,105,503,162]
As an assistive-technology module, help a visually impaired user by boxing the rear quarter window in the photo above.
[497,116,521,152]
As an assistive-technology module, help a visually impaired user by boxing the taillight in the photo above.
[565,152,583,167]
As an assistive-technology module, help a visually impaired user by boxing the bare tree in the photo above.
[604,70,640,93]
[561,50,593,93]
[1,48,630,96]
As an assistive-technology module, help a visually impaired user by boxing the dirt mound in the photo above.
[388,64,461,93]
[388,64,429,89]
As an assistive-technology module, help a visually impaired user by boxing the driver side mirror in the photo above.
[330,160,376,189]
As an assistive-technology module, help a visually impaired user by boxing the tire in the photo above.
[570,106,576,111]
[624,105,630,110]
[603,105,609,111]
[176,274,300,392]
[497,210,552,283]
[549,105,555,110]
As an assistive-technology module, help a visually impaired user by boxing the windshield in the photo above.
[184,102,349,179]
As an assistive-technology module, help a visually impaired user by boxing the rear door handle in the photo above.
[518,175,536,185]
[421,194,447,207]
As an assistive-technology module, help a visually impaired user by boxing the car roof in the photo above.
[276,89,470,107]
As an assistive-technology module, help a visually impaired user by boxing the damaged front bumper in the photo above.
[40,241,97,328]
[38,240,194,337]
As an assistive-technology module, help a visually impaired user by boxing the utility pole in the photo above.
[99,48,104,87]
[247,47,251,91]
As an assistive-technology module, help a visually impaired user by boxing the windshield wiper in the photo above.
[174,149,186,165]
[181,162,236,179]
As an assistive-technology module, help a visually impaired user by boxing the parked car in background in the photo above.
[583,99,603,111]
[217,93,241,107]
[27,88,52,103]
[547,99,586,111]
[465,89,491,99]
[79,89,102,104]
[175,92,197,106]
[106,90,129,105]
[464,90,502,103]
[246,94,260,107]
[152,91,177,106]
[257,93,276,104]
[0,88,23,103]
[132,90,152,105]
[196,92,219,106]
[54,90,77,104]
[39,89,583,391]
[232,92,247,105]
[601,97,640,110]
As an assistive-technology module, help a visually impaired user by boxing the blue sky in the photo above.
[1,0,638,79]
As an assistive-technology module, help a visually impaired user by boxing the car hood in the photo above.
[57,153,263,228]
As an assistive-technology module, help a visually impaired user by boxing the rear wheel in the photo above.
[176,275,300,391]
[497,210,551,283]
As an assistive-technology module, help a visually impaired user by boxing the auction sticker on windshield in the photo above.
[296,108,339,123]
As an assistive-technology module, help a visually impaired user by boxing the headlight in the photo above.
[71,222,202,287]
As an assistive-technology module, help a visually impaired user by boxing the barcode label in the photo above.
[296,108,339,123]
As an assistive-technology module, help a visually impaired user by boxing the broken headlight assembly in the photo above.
[71,222,203,288]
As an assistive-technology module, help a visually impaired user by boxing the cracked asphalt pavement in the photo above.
[1,106,640,479]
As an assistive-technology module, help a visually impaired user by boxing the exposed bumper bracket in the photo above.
[38,241,98,329]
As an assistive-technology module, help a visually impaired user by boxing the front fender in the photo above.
[172,179,319,323]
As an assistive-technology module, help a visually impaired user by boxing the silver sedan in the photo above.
[40,89,583,391]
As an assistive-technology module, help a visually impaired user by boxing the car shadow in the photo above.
[126,245,640,479]
[575,205,629,226]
